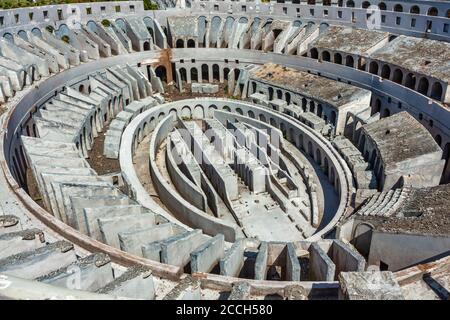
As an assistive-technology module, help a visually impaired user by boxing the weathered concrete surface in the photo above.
[339,271,404,300]
[190,234,225,273]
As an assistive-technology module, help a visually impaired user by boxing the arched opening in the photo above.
[310,48,318,59]
[259,114,267,123]
[330,111,336,126]
[223,68,230,82]
[248,110,255,118]
[381,65,391,79]
[190,68,198,82]
[417,77,429,95]
[252,82,257,94]
[392,69,403,84]
[369,61,379,75]
[79,84,85,93]
[431,82,443,100]
[201,64,209,82]
[316,149,322,165]
[187,39,195,48]
[268,87,274,100]
[405,73,416,89]
[317,104,323,117]
[143,41,150,51]
[346,0,355,8]
[155,65,167,83]
[447,9,450,18]
[285,92,291,104]
[334,53,342,64]
[309,101,315,113]
[382,108,390,118]
[276,89,283,100]
[427,7,438,16]
[176,39,184,48]
[179,68,187,82]
[410,6,420,14]
[345,55,354,67]
[394,4,403,12]
[322,51,331,62]
[212,64,220,81]
[378,2,386,10]
[302,98,307,112]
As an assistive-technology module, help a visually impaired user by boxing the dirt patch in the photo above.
[162,81,229,102]
[86,124,121,175]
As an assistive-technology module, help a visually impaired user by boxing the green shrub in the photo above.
[101,19,111,28]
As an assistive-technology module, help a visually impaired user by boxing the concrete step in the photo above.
[98,212,156,249]
[0,229,46,260]
[67,193,133,232]
[83,204,144,240]
[97,265,155,300]
[141,229,207,266]
[118,223,178,256]
[0,240,77,279]
[37,253,114,292]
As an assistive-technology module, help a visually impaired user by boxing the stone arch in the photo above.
[381,64,391,79]
[310,48,318,59]
[427,7,438,16]
[285,92,291,104]
[315,149,322,165]
[259,113,267,123]
[322,51,331,62]
[268,87,274,100]
[223,105,231,112]
[309,101,315,113]
[346,0,355,8]
[378,2,386,10]
[176,39,184,48]
[334,53,342,64]
[345,55,354,67]
[317,104,323,117]
[417,77,429,95]
[405,73,416,89]
[179,67,187,82]
[236,108,243,115]
[143,41,151,51]
[208,104,218,117]
[431,82,443,100]
[193,105,204,119]
[362,1,370,9]
[323,157,329,176]
[394,4,403,12]
[383,108,390,118]
[369,61,379,75]
[201,64,209,82]
[248,110,255,118]
[330,110,337,126]
[187,39,195,48]
[212,64,220,81]
[190,67,199,82]
[155,65,167,83]
[181,106,192,118]
[392,69,403,84]
[410,5,420,14]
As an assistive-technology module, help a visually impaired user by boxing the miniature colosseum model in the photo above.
[0,0,449,300]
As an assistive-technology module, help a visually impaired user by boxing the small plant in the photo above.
[144,0,159,10]
[61,35,70,44]
[101,19,111,28]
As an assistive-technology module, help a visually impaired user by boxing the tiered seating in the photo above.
[356,187,411,217]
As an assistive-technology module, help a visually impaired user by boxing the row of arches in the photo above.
[178,64,230,84]
[367,61,444,100]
